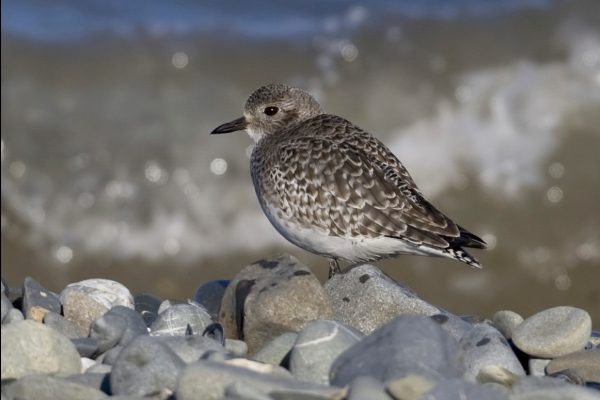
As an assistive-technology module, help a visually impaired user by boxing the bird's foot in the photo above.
[328,258,341,279]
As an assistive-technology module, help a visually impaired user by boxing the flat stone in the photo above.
[421,379,508,400]
[253,332,298,366]
[330,315,464,386]
[528,359,551,377]
[219,254,332,354]
[193,280,229,319]
[324,264,442,334]
[134,293,162,327]
[3,375,109,400]
[44,311,86,338]
[150,302,213,336]
[289,320,364,384]
[158,334,226,363]
[546,349,600,383]
[110,335,185,397]
[91,305,148,352]
[386,374,436,400]
[459,322,525,382]
[492,310,524,339]
[348,376,393,400]
[72,337,100,358]
[22,276,61,322]
[60,279,134,335]
[1,319,82,379]
[176,360,341,400]
[513,306,591,358]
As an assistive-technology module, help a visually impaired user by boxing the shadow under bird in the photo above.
[212,84,487,277]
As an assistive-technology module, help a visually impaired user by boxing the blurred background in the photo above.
[1,0,599,321]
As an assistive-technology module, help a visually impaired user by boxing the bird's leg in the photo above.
[328,258,341,279]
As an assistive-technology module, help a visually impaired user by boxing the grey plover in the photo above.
[212,84,486,277]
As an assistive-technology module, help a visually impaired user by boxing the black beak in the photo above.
[211,116,247,134]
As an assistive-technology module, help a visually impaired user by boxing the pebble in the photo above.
[2,375,109,400]
[134,293,162,327]
[225,338,249,356]
[219,255,332,353]
[419,379,508,400]
[492,310,524,339]
[176,360,342,400]
[347,376,393,400]
[72,337,100,358]
[110,335,186,397]
[67,372,111,393]
[324,264,442,334]
[511,376,599,399]
[1,319,81,379]
[91,305,148,352]
[1,291,12,323]
[289,320,364,385]
[458,322,525,381]
[60,279,134,335]
[512,306,592,358]
[588,330,600,349]
[330,315,464,386]
[86,363,113,374]
[159,334,226,363]
[253,332,298,366]
[150,302,213,336]
[43,311,86,338]
[80,356,98,372]
[4,307,24,323]
[193,279,229,319]
[476,365,520,387]
[528,358,551,377]
[22,276,61,322]
[430,313,474,342]
[546,349,600,383]
[386,374,436,400]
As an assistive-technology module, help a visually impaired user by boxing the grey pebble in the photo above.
[513,306,592,358]
[386,374,436,400]
[2,375,109,400]
[253,332,299,366]
[330,315,464,386]
[528,358,551,376]
[492,310,524,339]
[224,381,273,400]
[458,322,525,382]
[110,335,185,397]
[159,334,226,363]
[325,264,442,334]
[225,338,249,356]
[1,291,12,323]
[546,349,600,383]
[150,302,213,336]
[43,311,86,338]
[60,278,134,335]
[1,319,81,379]
[86,363,112,374]
[22,276,61,322]
[419,379,508,400]
[99,344,124,365]
[219,254,332,354]
[193,279,229,319]
[4,307,24,324]
[91,305,148,352]
[72,337,100,358]
[430,313,474,342]
[289,320,364,385]
[347,376,393,400]
[66,372,112,394]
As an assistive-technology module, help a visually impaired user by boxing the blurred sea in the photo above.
[2,0,599,320]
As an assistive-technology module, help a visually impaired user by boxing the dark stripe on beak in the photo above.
[211,116,247,134]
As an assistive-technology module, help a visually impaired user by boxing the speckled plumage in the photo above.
[212,84,486,273]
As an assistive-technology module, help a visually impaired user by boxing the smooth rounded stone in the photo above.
[330,315,464,386]
[225,338,248,356]
[289,320,364,385]
[159,334,226,363]
[459,322,525,382]
[219,254,332,354]
[386,374,436,400]
[72,337,100,358]
[324,264,442,334]
[100,344,124,365]
[492,310,524,339]
[546,349,600,383]
[91,305,148,352]
[347,376,393,400]
[420,379,508,400]
[150,302,213,336]
[2,375,109,400]
[4,307,24,323]
[67,372,111,394]
[43,311,85,338]
[528,359,551,376]
[253,332,299,365]
[134,293,162,327]
[110,335,186,397]
[476,366,520,387]
[1,319,82,379]
[60,279,134,335]
[430,313,474,342]
[512,306,592,358]
[22,276,62,322]
[2,291,13,323]
[176,360,342,400]
[194,279,229,319]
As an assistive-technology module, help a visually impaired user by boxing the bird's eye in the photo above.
[264,106,279,116]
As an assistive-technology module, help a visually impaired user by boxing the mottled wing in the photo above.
[259,115,467,249]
